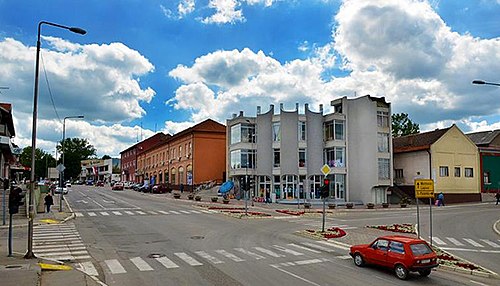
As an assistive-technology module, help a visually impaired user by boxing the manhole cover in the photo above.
[147,253,166,258]
[190,235,205,240]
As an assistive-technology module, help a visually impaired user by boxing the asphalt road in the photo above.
[51,185,498,286]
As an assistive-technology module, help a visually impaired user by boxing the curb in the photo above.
[493,218,500,237]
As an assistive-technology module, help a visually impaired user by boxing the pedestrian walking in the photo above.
[495,191,500,205]
[44,193,54,213]
[180,183,184,193]
[437,192,445,206]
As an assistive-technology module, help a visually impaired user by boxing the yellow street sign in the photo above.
[414,179,434,199]
[321,164,331,176]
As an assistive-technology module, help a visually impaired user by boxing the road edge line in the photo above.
[493,218,500,237]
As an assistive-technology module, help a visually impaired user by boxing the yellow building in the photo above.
[393,125,480,203]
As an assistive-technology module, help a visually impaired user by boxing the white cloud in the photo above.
[178,0,196,17]
[202,0,245,24]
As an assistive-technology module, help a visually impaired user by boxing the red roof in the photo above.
[393,127,451,153]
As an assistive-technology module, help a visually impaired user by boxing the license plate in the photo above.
[421,259,431,263]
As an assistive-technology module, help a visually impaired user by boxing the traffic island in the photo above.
[296,227,347,240]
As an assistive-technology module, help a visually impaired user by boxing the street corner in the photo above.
[38,262,72,271]
[38,218,61,224]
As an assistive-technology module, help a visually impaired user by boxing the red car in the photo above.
[349,235,438,280]
[111,182,124,191]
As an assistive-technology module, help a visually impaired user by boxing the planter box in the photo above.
[223,199,230,204]
[211,197,218,202]
[328,204,336,209]
[400,204,407,208]
[304,203,311,209]
[366,204,374,209]
[346,203,354,209]
[195,196,201,201]
[173,193,181,199]
[188,195,194,200]
[382,203,389,208]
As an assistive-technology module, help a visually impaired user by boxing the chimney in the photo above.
[319,104,323,114]
[239,111,244,117]
[257,106,261,115]
[305,103,309,111]
[280,103,284,110]
[232,113,237,119]
[295,103,299,111]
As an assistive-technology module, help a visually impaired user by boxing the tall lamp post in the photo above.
[26,21,86,259]
[59,115,84,212]
[472,80,500,87]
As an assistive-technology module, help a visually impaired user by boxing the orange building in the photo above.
[136,119,226,191]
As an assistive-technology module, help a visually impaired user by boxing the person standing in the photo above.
[44,193,54,213]
[495,191,500,205]
[437,192,445,206]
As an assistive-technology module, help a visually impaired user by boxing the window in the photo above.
[378,158,390,180]
[231,124,241,144]
[178,167,184,184]
[241,124,255,143]
[377,133,389,152]
[230,149,255,169]
[484,172,490,184]
[179,146,182,158]
[273,149,280,167]
[454,167,461,177]
[410,243,433,256]
[373,239,389,250]
[377,110,389,127]
[298,121,306,141]
[324,147,345,167]
[299,149,306,167]
[389,241,405,254]
[395,169,403,179]
[465,168,473,178]
[439,166,449,177]
[272,122,281,141]
[323,120,345,141]
[170,168,176,184]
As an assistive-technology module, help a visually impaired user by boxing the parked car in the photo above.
[65,182,72,188]
[54,187,68,195]
[138,184,151,193]
[152,183,171,194]
[349,235,438,280]
[112,182,124,191]
[86,180,94,186]
[96,181,104,187]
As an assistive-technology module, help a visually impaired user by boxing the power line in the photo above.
[40,51,61,123]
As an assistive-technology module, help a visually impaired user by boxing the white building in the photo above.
[226,95,392,204]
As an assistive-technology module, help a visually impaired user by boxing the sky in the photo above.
[1,0,499,158]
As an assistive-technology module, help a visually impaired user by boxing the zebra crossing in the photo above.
[33,223,90,261]
[431,236,500,250]
[275,217,358,230]
[76,242,345,276]
[74,208,218,218]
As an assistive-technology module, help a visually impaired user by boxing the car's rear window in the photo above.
[410,243,433,255]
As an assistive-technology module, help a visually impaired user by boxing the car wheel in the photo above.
[395,264,409,280]
[418,269,431,277]
[353,253,365,267]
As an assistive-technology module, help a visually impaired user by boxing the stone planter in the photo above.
[222,199,230,204]
[400,204,407,208]
[195,196,201,201]
[304,203,311,209]
[382,203,389,208]
[366,203,375,209]
[211,197,218,203]
[328,204,336,209]
[173,193,181,199]
[188,194,194,200]
[346,203,354,209]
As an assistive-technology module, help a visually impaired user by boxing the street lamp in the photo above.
[472,80,500,87]
[59,115,84,212]
[26,21,86,259]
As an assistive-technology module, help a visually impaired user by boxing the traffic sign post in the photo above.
[320,164,331,233]
[414,179,435,244]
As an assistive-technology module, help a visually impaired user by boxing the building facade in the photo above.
[135,119,226,190]
[80,159,113,183]
[226,95,392,204]
[393,125,481,203]
[0,103,16,180]
[467,130,500,194]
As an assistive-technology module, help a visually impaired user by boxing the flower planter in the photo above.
[346,203,354,209]
[223,199,230,204]
[328,204,336,209]
[173,193,181,199]
[400,204,407,208]
[195,196,201,201]
[304,203,311,209]
[382,203,389,208]
[188,194,194,200]
[366,203,374,209]
[211,197,218,203]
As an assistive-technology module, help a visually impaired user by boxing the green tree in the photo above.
[392,113,420,137]
[57,138,96,182]
[19,147,56,181]
[101,155,111,160]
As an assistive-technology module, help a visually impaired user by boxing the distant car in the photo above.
[138,184,151,193]
[54,187,68,195]
[96,181,104,187]
[112,182,124,191]
[66,183,72,188]
[152,183,170,194]
[349,235,438,280]
[86,180,94,185]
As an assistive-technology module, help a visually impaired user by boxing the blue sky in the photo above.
[1,0,499,157]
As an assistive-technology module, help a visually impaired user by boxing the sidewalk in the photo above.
[0,195,100,286]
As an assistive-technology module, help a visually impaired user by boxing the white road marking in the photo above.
[174,252,203,266]
[215,250,245,262]
[480,239,500,248]
[40,250,89,257]
[195,251,224,264]
[136,211,147,215]
[100,212,110,216]
[47,255,91,261]
[470,280,490,286]
[75,212,84,217]
[35,237,81,242]
[34,243,84,249]
[199,210,212,214]
[432,237,446,245]
[34,233,79,238]
[148,211,158,215]
[89,198,106,208]
[315,240,350,251]
[179,210,191,214]
[294,258,326,265]
[270,264,321,286]
[287,243,321,254]
[155,256,179,269]
[336,255,353,260]
[301,242,335,253]
[130,257,154,271]
[88,212,97,217]
[272,245,304,256]
[105,259,127,274]
[446,237,464,246]
[112,211,122,216]
[464,238,484,248]
[439,247,500,254]
[170,211,181,214]
[234,248,266,260]
[254,247,285,257]
[189,210,201,214]
[158,211,170,215]
[76,261,98,276]
[124,211,135,215]
[34,246,87,253]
